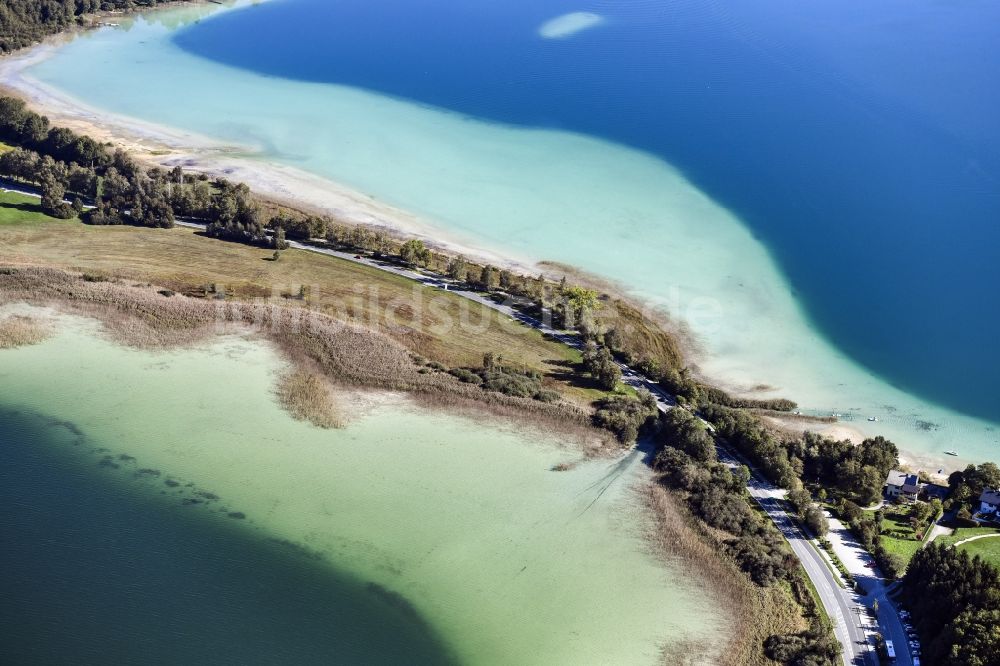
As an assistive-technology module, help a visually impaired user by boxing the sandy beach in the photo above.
[0,43,532,275]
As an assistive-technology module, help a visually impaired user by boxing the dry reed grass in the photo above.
[643,483,806,666]
[275,368,344,429]
[0,265,591,435]
[0,313,51,348]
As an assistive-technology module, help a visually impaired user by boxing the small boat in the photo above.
[868,416,879,422]
[945,450,958,456]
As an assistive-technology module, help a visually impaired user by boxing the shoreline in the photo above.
[0,308,720,665]
[0,265,611,449]
[0,14,993,475]
[0,44,538,278]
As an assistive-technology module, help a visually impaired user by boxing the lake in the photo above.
[14,0,1000,459]
[0,308,718,664]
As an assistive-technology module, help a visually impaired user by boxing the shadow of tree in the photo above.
[0,200,45,215]
[545,358,603,391]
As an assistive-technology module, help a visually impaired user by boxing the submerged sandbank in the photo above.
[1,2,997,470]
[0,305,724,664]
[538,12,605,40]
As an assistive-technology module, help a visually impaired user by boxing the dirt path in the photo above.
[951,533,1000,548]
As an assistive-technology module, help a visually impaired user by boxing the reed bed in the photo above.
[643,483,806,666]
[275,368,345,429]
[0,265,590,433]
[0,313,51,348]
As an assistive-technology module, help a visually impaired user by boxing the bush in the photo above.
[593,392,658,445]
[533,389,561,403]
[699,385,797,412]
[449,368,483,385]
[482,371,539,398]
[765,627,840,665]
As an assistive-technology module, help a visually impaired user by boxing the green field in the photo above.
[956,535,1000,568]
[936,526,1000,550]
[865,505,924,563]
[0,191,76,226]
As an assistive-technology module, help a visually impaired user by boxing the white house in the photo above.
[885,470,920,502]
[979,489,1000,515]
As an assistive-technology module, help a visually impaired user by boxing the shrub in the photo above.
[449,368,483,385]
[533,389,561,403]
[593,392,658,445]
[483,371,538,398]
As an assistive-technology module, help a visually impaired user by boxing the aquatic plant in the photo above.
[275,368,344,429]
[0,266,593,437]
[0,314,51,349]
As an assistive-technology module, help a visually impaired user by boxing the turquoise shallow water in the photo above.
[13,0,1000,464]
[177,0,1000,425]
[0,309,718,664]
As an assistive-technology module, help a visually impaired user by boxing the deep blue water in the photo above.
[0,407,454,665]
[176,0,1000,421]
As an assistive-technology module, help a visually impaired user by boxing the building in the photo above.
[979,489,1000,516]
[921,483,949,502]
[885,470,920,502]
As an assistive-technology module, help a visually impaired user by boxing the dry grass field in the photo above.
[0,192,604,403]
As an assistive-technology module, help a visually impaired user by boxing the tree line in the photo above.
[901,544,1000,665]
[700,404,913,576]
[1,96,296,240]
[0,1,184,54]
[653,407,841,665]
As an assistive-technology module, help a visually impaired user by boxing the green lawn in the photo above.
[863,505,924,563]
[0,140,15,154]
[956,535,1000,568]
[0,190,76,226]
[936,526,1000,550]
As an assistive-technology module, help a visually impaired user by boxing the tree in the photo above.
[583,344,621,391]
[804,505,829,537]
[39,175,72,218]
[371,230,390,255]
[560,285,599,329]
[659,408,715,463]
[901,544,1000,664]
[447,255,467,281]
[787,488,812,516]
[499,269,513,290]
[399,239,430,266]
[479,265,499,291]
[0,147,38,181]
[273,226,289,250]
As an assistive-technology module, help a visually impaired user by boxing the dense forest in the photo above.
[0,1,183,53]
[901,544,1000,665]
